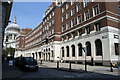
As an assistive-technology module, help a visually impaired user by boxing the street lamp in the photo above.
[82,47,87,72]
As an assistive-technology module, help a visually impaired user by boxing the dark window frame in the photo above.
[115,43,119,55]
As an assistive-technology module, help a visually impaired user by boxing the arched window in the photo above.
[95,39,102,56]
[86,41,91,56]
[52,50,54,57]
[62,47,64,57]
[66,46,69,57]
[39,52,41,59]
[71,45,75,57]
[78,43,82,56]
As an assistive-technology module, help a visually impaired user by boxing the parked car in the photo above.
[14,57,21,67]
[19,57,38,71]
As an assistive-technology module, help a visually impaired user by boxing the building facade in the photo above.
[3,16,20,48]
[15,1,120,66]
[0,0,13,79]
[15,28,32,57]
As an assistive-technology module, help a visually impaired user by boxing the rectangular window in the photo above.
[86,26,91,34]
[49,29,51,35]
[45,19,46,22]
[62,15,65,22]
[22,37,24,40]
[66,12,69,19]
[67,34,69,40]
[84,0,88,7]
[72,32,76,38]
[84,10,90,21]
[52,27,54,34]
[71,0,74,5]
[93,5,99,16]
[62,6,64,13]
[71,8,75,16]
[52,11,55,16]
[71,18,75,27]
[50,14,51,18]
[49,21,52,26]
[62,36,65,41]
[62,25,65,32]
[77,3,81,12]
[66,3,69,9]
[79,29,82,36]
[21,45,23,48]
[95,22,101,31]
[115,43,119,55]
[77,15,82,24]
[66,22,70,29]
[118,6,120,15]
[52,18,55,24]
[21,41,23,44]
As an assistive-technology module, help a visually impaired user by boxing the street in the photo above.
[2,60,120,79]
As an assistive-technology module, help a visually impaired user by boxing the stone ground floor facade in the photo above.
[15,26,120,66]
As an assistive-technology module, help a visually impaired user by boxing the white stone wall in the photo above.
[59,26,120,66]
[18,26,120,66]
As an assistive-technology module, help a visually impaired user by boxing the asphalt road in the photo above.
[2,60,120,79]
[19,66,119,78]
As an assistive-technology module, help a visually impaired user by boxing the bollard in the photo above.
[91,57,93,66]
[57,61,59,69]
[85,60,87,72]
[110,62,113,72]
[41,60,42,65]
[69,62,71,70]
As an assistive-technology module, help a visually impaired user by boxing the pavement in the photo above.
[38,61,120,76]
[2,60,23,78]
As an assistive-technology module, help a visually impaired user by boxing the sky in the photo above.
[8,2,52,29]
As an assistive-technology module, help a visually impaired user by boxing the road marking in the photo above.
[76,74,85,77]
[64,75,74,78]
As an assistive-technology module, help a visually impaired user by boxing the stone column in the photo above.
[12,34,14,40]
[34,53,36,60]
[75,44,78,61]
[37,52,40,60]
[70,45,72,59]
[64,46,66,60]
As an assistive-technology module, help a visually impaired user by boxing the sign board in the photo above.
[9,60,13,66]
[114,35,119,39]
[102,35,107,39]
[82,47,87,53]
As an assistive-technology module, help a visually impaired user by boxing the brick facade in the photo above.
[15,1,120,66]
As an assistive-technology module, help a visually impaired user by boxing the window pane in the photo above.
[118,6,120,15]
[115,43,119,55]
[85,10,89,20]
[77,15,82,24]
[94,5,99,16]
[95,23,101,31]
[77,3,81,12]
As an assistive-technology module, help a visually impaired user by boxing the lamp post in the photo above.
[82,47,87,72]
